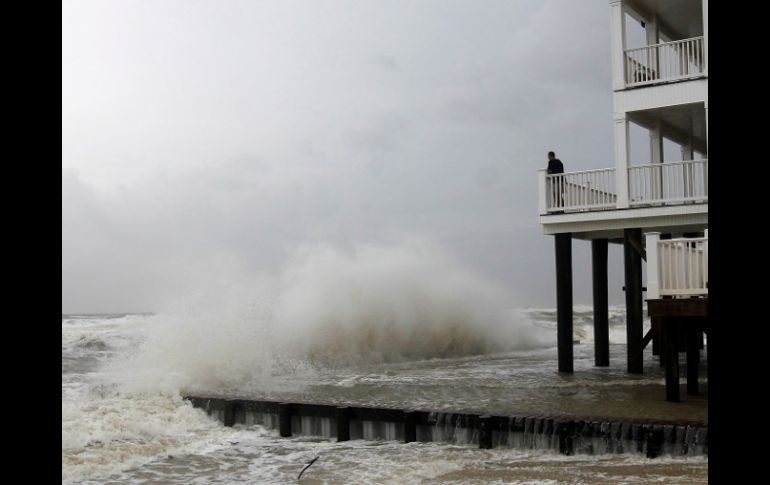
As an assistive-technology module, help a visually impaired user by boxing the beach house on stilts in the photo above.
[537,0,707,402]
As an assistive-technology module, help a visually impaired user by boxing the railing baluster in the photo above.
[683,163,688,200]
[668,244,676,290]
[552,177,556,209]
[692,42,700,72]
[667,45,676,77]
[669,243,674,292]
[554,176,558,209]
[694,244,698,290]
[674,244,684,290]
[674,244,683,290]
[663,242,669,292]
[670,42,675,78]
[642,167,653,200]
[547,177,551,209]
[691,244,696,290]
[632,167,637,202]
[682,42,687,76]
[602,171,605,205]
[660,44,665,79]
[602,171,605,206]
[695,40,700,71]
[635,167,639,202]
[581,173,584,207]
[663,243,668,292]
[577,173,581,208]
[698,42,704,72]
[674,165,679,201]
[673,44,682,77]
[659,243,664,291]
[683,41,687,76]
[671,244,676,292]
[674,244,682,290]
[564,175,567,208]
[633,167,638,202]
[665,243,670,292]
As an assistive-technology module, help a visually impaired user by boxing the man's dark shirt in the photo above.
[547,158,564,174]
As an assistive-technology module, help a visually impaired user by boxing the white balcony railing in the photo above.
[539,159,707,214]
[625,36,705,87]
[628,159,708,206]
[646,232,708,299]
[544,168,617,212]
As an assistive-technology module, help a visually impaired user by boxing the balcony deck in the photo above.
[538,159,707,239]
[624,37,705,89]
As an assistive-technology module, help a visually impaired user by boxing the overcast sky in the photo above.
[62,0,642,314]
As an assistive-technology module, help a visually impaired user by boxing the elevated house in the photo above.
[538,0,707,401]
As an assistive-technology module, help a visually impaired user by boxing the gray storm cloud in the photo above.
[63,0,631,313]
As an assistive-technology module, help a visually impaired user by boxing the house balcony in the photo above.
[610,0,707,96]
[625,36,705,88]
[646,231,708,299]
[538,159,707,215]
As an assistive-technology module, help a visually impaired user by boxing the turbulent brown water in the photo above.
[62,239,706,483]
[62,309,707,484]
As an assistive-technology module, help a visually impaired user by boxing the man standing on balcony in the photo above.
[547,151,564,211]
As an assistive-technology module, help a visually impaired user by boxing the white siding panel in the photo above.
[614,78,707,113]
[540,204,708,236]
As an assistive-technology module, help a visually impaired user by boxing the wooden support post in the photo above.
[658,318,666,367]
[651,317,660,356]
[663,320,680,402]
[677,326,687,352]
[478,416,493,449]
[624,228,644,374]
[403,411,416,443]
[278,403,292,437]
[555,233,574,373]
[686,327,700,396]
[706,319,710,390]
[592,239,610,366]
[336,406,351,442]
[641,328,654,349]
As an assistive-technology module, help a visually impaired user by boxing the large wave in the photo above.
[106,239,554,395]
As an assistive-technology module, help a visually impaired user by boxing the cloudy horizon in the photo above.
[62,0,645,314]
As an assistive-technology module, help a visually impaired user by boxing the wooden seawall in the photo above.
[184,395,707,458]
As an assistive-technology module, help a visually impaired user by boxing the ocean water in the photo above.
[62,308,707,484]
